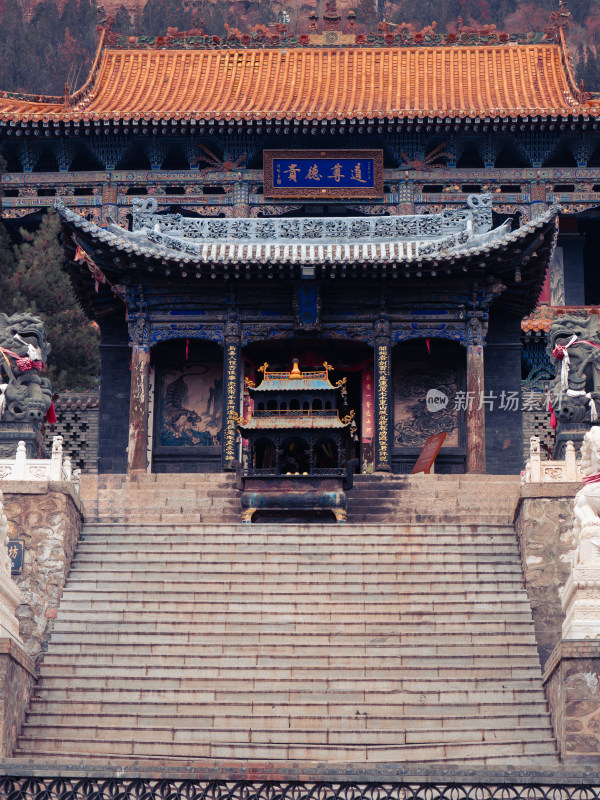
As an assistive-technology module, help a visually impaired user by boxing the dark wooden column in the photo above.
[222,316,241,471]
[466,314,486,474]
[374,316,393,472]
[232,181,250,217]
[127,343,151,474]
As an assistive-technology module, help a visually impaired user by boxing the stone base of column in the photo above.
[543,640,600,762]
[561,566,600,639]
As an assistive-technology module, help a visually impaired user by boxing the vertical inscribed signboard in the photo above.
[375,345,392,471]
[222,344,240,470]
[361,367,375,472]
[362,369,375,441]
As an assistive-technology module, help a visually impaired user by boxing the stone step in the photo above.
[62,583,525,597]
[74,536,520,548]
[78,530,518,541]
[47,629,538,648]
[72,540,522,553]
[40,646,542,665]
[81,521,516,531]
[28,675,544,696]
[13,736,556,765]
[17,720,555,746]
[38,661,543,680]
[21,711,553,736]
[51,604,535,623]
[49,614,536,634]
[55,598,532,614]
[26,697,550,718]
[63,567,527,581]
[69,555,524,569]
[57,585,531,600]
[45,633,540,653]
[63,568,526,582]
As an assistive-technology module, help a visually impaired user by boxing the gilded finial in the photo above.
[290,358,302,377]
[258,362,269,374]
[323,361,333,372]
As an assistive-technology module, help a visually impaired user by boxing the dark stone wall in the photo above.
[98,318,131,474]
[484,308,523,474]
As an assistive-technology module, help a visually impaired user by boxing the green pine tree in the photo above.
[10,210,100,391]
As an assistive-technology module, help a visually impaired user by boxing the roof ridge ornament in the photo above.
[323,0,342,32]
[544,0,572,40]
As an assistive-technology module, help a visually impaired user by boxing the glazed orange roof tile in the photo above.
[0,33,596,124]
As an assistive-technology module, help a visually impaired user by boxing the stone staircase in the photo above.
[347,473,521,525]
[79,472,242,523]
[13,474,559,765]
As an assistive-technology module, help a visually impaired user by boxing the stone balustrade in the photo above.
[522,435,581,483]
[0,436,79,489]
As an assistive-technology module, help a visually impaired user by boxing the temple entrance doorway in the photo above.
[151,339,224,473]
[392,339,466,474]
[242,339,372,472]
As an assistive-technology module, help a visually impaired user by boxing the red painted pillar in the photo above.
[127,344,150,474]
[466,315,486,474]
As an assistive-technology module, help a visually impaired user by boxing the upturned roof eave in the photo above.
[56,200,560,274]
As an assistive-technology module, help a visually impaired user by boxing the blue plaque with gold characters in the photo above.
[8,540,24,575]
[264,150,383,199]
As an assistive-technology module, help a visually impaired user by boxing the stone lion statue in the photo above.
[547,313,600,424]
[572,426,600,566]
[0,313,52,423]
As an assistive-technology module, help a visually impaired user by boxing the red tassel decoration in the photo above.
[46,402,57,424]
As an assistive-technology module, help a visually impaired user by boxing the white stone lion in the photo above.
[572,426,600,565]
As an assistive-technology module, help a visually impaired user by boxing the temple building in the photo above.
[0,5,598,475]
[6,4,600,777]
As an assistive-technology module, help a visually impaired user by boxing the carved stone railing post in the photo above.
[222,315,241,471]
[565,440,578,481]
[374,316,392,472]
[49,435,64,481]
[13,441,27,481]
[529,435,542,483]
[466,314,486,474]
